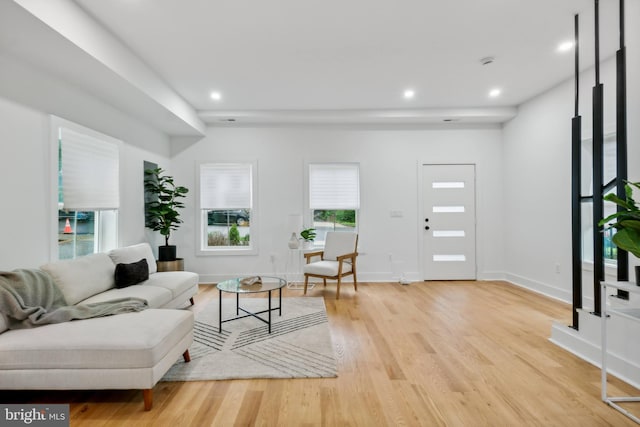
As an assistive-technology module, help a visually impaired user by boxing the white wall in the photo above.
[0,55,172,270]
[170,125,505,283]
[0,97,51,269]
[503,6,640,304]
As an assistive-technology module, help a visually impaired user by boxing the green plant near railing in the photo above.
[599,181,640,258]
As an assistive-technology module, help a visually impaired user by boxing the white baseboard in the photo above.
[199,271,423,284]
[550,310,640,390]
[504,272,571,303]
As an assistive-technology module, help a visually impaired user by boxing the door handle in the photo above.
[425,226,430,230]
[425,218,429,222]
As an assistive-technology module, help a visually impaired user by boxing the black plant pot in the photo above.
[636,266,640,286]
[158,245,177,261]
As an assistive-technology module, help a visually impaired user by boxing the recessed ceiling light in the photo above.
[557,40,575,53]
[210,91,222,101]
[489,88,501,98]
[403,89,415,99]
[480,56,495,66]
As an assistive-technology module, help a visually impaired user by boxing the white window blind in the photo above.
[309,163,360,209]
[200,163,252,209]
[60,127,119,210]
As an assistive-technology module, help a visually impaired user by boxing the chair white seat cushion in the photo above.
[304,260,352,277]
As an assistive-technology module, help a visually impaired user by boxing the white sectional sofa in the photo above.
[0,243,198,410]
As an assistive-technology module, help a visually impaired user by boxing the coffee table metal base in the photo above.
[218,288,282,333]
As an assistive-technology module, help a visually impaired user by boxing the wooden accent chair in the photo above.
[303,232,358,299]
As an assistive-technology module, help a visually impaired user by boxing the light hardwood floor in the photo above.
[2,281,639,426]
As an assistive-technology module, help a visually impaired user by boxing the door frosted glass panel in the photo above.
[432,206,465,213]
[433,230,466,237]
[432,182,465,189]
[433,254,466,262]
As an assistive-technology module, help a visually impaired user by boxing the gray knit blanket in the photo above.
[0,268,147,329]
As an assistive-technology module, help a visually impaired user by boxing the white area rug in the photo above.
[161,297,337,381]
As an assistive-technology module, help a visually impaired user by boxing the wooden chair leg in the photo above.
[336,277,341,299]
[323,278,327,287]
[143,389,153,411]
[304,275,309,294]
[353,269,358,292]
[183,350,191,362]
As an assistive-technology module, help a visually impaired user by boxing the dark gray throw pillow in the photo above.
[114,258,149,288]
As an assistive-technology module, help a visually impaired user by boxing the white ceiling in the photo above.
[1,0,622,130]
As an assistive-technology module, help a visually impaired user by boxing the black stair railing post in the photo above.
[616,0,629,287]
[571,13,582,330]
[592,0,604,316]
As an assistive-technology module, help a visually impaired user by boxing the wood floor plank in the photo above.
[2,280,639,426]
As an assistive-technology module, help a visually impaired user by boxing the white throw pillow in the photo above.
[40,253,116,305]
[109,243,157,274]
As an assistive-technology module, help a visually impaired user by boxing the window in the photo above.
[55,119,119,259]
[580,132,617,264]
[308,163,359,244]
[199,163,256,254]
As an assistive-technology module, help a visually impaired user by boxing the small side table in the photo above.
[286,249,315,290]
[601,280,640,424]
[156,258,184,272]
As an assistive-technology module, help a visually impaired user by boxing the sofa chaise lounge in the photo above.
[0,243,198,410]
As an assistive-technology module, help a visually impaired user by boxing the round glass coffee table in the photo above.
[216,276,286,333]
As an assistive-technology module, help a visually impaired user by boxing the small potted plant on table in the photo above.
[300,228,317,250]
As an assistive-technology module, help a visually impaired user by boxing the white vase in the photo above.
[302,240,313,250]
[288,232,300,249]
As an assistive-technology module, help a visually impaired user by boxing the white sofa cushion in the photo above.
[0,309,193,370]
[304,260,352,277]
[146,271,198,298]
[40,253,116,305]
[109,243,158,274]
[80,284,173,308]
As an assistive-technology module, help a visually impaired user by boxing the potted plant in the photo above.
[300,228,316,249]
[144,168,189,261]
[599,181,640,285]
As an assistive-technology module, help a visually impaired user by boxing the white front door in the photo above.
[422,164,476,280]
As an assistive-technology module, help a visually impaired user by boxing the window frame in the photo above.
[197,160,258,256]
[305,162,360,246]
[50,116,121,260]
